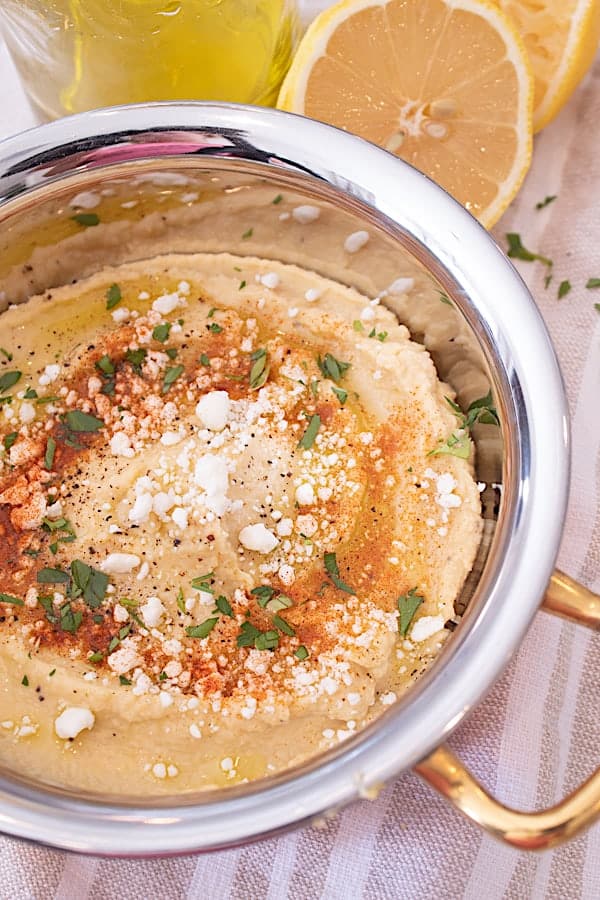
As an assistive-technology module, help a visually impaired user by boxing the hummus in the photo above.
[0,252,482,794]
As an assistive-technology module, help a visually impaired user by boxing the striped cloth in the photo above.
[0,17,599,900]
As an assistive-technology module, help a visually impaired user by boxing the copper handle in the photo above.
[414,569,600,850]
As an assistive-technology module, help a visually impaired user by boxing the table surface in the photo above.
[0,25,599,900]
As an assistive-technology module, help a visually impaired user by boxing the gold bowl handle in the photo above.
[414,569,600,850]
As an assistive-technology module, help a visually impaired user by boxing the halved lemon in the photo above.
[278,0,534,228]
[497,0,600,131]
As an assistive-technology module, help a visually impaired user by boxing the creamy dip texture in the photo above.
[0,252,482,794]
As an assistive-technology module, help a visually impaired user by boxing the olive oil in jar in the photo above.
[0,0,299,118]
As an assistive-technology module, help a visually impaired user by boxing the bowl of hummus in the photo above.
[0,104,595,856]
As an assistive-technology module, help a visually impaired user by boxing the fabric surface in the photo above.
[0,14,599,900]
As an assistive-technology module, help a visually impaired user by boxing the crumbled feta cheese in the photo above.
[304,288,322,302]
[69,191,100,209]
[152,763,167,779]
[110,431,135,458]
[295,483,315,506]
[411,615,444,642]
[239,523,279,553]
[387,277,415,294]
[140,596,165,628]
[344,230,369,253]
[259,272,280,289]
[38,363,60,386]
[152,292,183,315]
[19,402,35,424]
[360,306,376,321]
[99,553,141,574]
[54,707,95,740]
[292,205,320,224]
[380,691,397,705]
[195,391,230,431]
[111,307,130,323]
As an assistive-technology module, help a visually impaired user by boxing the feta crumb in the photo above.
[292,204,320,224]
[239,523,279,553]
[295,483,315,506]
[259,272,280,289]
[195,391,230,431]
[159,691,173,709]
[411,614,445,642]
[111,307,130,323]
[138,291,150,301]
[110,431,135,458]
[99,553,141,574]
[54,707,95,740]
[140,596,165,628]
[360,306,376,321]
[171,507,189,530]
[380,691,397,705]
[304,288,322,302]
[344,230,369,254]
[38,363,61,386]
[69,190,100,210]
[220,757,234,772]
[19,402,35,424]
[152,292,183,315]
[388,277,415,294]
[152,763,167,779]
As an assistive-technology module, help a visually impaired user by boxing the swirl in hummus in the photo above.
[0,253,482,793]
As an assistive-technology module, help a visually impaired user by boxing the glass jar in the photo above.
[0,1,299,118]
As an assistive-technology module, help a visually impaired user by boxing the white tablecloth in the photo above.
[0,16,599,900]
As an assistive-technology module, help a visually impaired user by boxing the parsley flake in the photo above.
[242,227,253,239]
[152,322,171,342]
[535,195,557,210]
[249,348,270,390]
[3,431,17,451]
[37,567,69,584]
[272,194,283,205]
[124,348,147,374]
[324,551,355,595]
[0,347,13,361]
[65,410,104,433]
[398,588,424,636]
[209,322,223,334]
[44,436,56,470]
[586,278,600,289]
[331,386,347,405]
[558,280,571,299]
[71,212,99,227]
[21,675,29,687]
[0,592,24,606]
[251,585,275,608]
[273,614,295,636]
[0,370,21,394]
[186,618,218,639]
[162,364,184,393]
[105,283,122,310]
[295,645,309,660]
[200,353,211,367]
[506,233,552,266]
[317,353,351,383]
[215,595,234,618]
[298,414,321,450]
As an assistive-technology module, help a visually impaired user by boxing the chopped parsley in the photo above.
[255,630,279,651]
[176,586,186,614]
[71,212,99,227]
[215,595,234,618]
[119,675,132,686]
[37,567,70,584]
[200,353,211,367]
[295,645,309,660]
[88,651,104,664]
[317,353,351,383]
[331,386,347,405]
[272,194,283,204]
[0,592,24,606]
[3,431,17,451]
[209,322,223,334]
[162,364,184,393]
[21,675,29,687]
[251,585,275,607]
[439,292,452,306]
[272,614,295,636]
[0,370,21,394]
[96,354,115,375]
[186,618,218,639]
[265,594,293,613]
[44,436,56,470]
[191,572,214,592]
[353,320,364,332]
[595,304,600,314]
[59,601,83,634]
[506,233,552,266]
[249,348,270,390]
[557,280,571,299]
[105,283,122,310]
[544,273,553,290]
[298,413,321,450]
[125,347,147,374]
[429,391,499,458]
[70,559,109,608]
[239,280,246,290]
[152,322,171,342]
[397,588,424,636]
[586,278,600,289]
[65,410,104,433]
[324,551,355,595]
[23,388,37,399]
[237,621,262,647]
[0,347,13,361]
[535,195,557,210]
[242,227,253,239]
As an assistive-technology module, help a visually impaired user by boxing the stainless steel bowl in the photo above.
[0,103,596,857]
